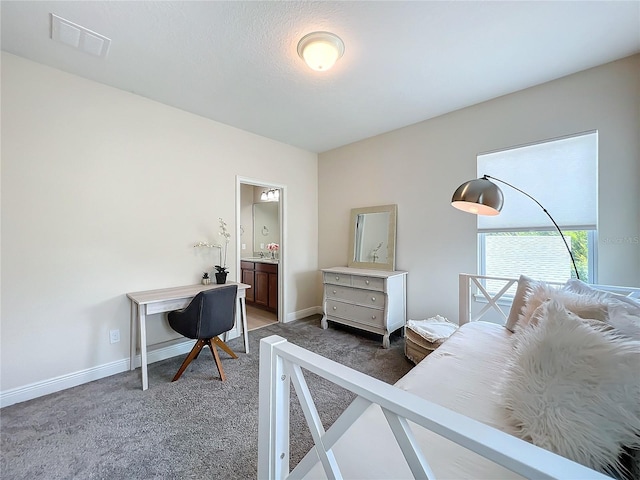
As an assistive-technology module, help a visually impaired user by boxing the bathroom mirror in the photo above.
[348,204,397,271]
[253,202,279,254]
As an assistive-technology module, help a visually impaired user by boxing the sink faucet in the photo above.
[259,251,264,258]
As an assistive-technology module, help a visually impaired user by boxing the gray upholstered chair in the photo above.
[168,284,238,382]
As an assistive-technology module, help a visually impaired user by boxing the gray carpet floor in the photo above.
[1,315,413,479]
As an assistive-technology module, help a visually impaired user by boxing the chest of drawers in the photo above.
[321,266,407,348]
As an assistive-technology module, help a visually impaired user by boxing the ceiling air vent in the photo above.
[50,13,111,58]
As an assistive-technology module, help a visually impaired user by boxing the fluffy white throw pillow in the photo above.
[517,281,609,330]
[502,299,640,476]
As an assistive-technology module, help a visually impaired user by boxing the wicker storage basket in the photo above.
[404,316,458,365]
[404,327,443,364]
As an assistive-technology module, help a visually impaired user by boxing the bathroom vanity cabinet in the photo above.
[241,260,278,313]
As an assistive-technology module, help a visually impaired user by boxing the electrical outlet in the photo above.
[260,243,265,249]
[241,243,246,250]
[109,329,120,344]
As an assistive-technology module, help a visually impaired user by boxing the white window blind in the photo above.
[477,131,597,233]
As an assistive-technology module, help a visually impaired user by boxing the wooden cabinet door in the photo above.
[255,271,269,307]
[268,273,278,311]
[241,268,255,302]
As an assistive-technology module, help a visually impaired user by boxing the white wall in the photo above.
[240,184,255,256]
[319,55,640,323]
[3,52,638,404]
[1,53,318,401]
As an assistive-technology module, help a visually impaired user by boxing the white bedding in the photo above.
[305,322,524,480]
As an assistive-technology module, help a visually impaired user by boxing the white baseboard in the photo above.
[1,310,321,408]
[0,339,195,408]
[285,306,323,323]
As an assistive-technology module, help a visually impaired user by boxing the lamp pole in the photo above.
[483,175,580,280]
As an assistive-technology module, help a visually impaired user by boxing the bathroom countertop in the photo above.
[241,257,279,265]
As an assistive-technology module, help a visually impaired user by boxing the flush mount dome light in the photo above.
[297,31,345,71]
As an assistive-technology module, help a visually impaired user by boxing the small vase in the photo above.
[215,272,227,284]
[201,278,211,285]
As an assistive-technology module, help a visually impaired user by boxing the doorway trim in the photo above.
[236,176,286,325]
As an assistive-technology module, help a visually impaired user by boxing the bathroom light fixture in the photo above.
[297,31,344,71]
[261,188,280,202]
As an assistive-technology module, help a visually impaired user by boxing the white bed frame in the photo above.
[258,274,640,480]
[458,273,640,326]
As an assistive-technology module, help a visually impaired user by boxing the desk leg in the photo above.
[240,297,249,354]
[130,302,137,371]
[139,308,149,391]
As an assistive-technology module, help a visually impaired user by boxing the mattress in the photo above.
[303,321,524,480]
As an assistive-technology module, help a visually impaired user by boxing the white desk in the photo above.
[127,281,251,390]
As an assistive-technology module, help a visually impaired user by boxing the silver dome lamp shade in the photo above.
[451,174,580,279]
[451,176,504,216]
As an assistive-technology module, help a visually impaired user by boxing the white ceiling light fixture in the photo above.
[297,31,345,72]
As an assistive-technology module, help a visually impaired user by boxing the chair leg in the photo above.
[207,339,227,382]
[172,339,206,382]
[213,336,238,359]
[206,337,238,382]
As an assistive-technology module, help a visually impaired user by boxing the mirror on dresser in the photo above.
[348,204,397,271]
[321,204,405,347]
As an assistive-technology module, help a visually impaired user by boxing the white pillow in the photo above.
[607,303,640,341]
[564,278,640,315]
[563,279,640,342]
[505,275,534,332]
[516,281,608,330]
[502,299,640,476]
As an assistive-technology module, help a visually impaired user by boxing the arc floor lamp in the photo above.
[451,174,580,280]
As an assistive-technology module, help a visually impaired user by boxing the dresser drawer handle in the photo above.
[371,315,377,320]
[333,306,337,310]
[365,280,370,285]
[335,276,340,281]
[371,297,376,302]
[333,290,337,294]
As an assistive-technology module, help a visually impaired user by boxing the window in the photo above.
[477,131,598,284]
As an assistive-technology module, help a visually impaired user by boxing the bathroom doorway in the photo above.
[236,177,285,330]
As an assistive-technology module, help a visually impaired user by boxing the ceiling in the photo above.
[2,1,639,153]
